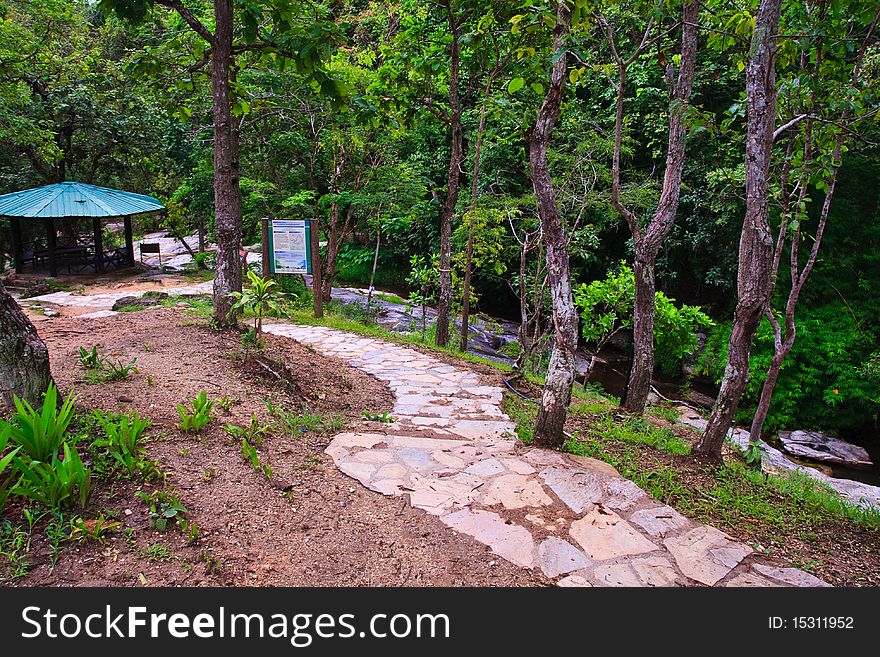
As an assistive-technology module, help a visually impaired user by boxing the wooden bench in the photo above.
[140,242,162,264]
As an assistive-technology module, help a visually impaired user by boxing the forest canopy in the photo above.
[1,0,879,440]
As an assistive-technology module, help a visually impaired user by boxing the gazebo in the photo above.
[0,181,165,276]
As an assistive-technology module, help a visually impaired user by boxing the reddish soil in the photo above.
[2,307,547,587]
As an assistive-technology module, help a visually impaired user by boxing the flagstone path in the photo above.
[263,323,829,587]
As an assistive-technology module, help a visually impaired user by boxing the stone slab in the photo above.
[569,508,658,561]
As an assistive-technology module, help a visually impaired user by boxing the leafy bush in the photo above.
[574,262,714,375]
[0,382,75,462]
[12,443,92,509]
[176,391,214,433]
[696,303,880,433]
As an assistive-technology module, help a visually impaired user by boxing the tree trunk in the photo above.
[435,0,463,348]
[695,0,782,456]
[624,256,656,409]
[0,281,52,411]
[367,223,381,307]
[749,339,789,440]
[530,1,576,448]
[620,0,700,413]
[210,0,243,328]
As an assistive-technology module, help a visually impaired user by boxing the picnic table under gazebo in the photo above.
[0,181,165,276]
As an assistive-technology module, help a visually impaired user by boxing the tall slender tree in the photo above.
[530,0,577,447]
[599,0,701,413]
[695,0,783,456]
[748,6,880,442]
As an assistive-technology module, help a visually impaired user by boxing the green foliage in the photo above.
[12,442,92,510]
[362,410,395,423]
[223,415,272,447]
[90,410,152,476]
[0,426,21,513]
[574,263,714,374]
[79,346,105,370]
[697,303,880,433]
[176,391,214,433]
[103,357,139,381]
[0,382,75,463]
[229,269,289,334]
[239,439,272,481]
[69,514,121,544]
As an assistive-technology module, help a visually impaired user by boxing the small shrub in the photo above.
[69,514,120,544]
[104,357,139,381]
[79,346,105,369]
[136,489,187,531]
[91,410,152,476]
[229,269,289,335]
[176,391,214,433]
[12,443,92,509]
[224,415,271,447]
[0,382,76,463]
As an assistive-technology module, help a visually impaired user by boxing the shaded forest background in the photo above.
[1,0,878,437]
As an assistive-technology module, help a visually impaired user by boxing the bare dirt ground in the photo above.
[5,307,546,587]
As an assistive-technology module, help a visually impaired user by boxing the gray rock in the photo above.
[111,296,159,311]
[539,466,604,514]
[779,430,873,470]
[664,526,751,586]
[630,505,691,538]
[537,538,591,578]
[441,508,535,568]
[569,507,659,560]
[752,564,830,587]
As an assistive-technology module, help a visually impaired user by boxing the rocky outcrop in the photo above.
[779,430,873,470]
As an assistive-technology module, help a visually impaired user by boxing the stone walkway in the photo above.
[263,323,828,587]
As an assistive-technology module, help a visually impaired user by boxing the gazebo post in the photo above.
[123,215,135,266]
[10,217,24,274]
[92,217,105,274]
[46,218,57,277]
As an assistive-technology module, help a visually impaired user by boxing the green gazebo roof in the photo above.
[0,182,165,219]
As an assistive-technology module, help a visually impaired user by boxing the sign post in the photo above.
[266,219,312,275]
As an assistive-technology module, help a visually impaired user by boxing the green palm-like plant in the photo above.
[0,425,22,513]
[12,442,92,509]
[229,270,288,335]
[0,382,75,462]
